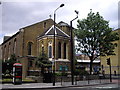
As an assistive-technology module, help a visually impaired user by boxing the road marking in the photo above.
[23,84,31,85]
[3,84,10,85]
[95,87,113,89]
[71,87,87,88]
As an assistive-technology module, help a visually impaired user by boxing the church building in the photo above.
[1,19,71,78]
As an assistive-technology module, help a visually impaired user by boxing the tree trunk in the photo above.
[89,55,93,75]
[90,60,93,75]
[41,67,44,75]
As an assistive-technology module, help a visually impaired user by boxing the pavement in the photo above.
[1,79,119,90]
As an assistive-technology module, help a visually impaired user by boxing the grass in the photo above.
[22,78,35,82]
[2,78,35,82]
[2,78,12,82]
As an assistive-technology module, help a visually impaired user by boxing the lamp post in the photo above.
[53,4,64,86]
[70,10,79,85]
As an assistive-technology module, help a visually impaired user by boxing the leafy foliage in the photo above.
[75,10,119,74]
[8,54,17,64]
[74,69,89,76]
[2,54,17,77]
[36,52,52,74]
[36,53,51,67]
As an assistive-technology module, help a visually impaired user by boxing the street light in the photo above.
[53,4,64,86]
[70,10,79,85]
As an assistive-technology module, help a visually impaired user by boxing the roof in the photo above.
[55,59,70,62]
[1,31,20,45]
[1,19,53,45]
[3,36,11,42]
[38,25,70,39]
[13,63,22,66]
[114,28,120,31]
[77,59,100,63]
[20,19,53,29]
[58,21,69,27]
[115,28,120,30]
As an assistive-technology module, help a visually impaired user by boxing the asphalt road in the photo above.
[2,83,119,90]
[41,84,119,90]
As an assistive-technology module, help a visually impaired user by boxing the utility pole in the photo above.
[53,4,64,86]
[70,10,79,85]
[106,58,112,82]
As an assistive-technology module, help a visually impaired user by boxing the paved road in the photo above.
[27,84,120,90]
[2,83,119,90]
[2,79,119,90]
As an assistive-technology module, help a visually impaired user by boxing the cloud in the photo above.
[0,0,119,44]
[118,1,120,28]
[2,2,61,33]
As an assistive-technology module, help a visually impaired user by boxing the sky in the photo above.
[0,0,119,44]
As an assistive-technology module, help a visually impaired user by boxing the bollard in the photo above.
[75,76,77,85]
[61,76,62,85]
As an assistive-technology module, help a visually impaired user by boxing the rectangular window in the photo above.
[29,61,33,67]
[65,66,68,71]
[59,65,62,71]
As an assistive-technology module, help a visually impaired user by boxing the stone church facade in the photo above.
[1,19,71,78]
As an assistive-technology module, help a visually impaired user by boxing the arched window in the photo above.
[4,45,6,61]
[8,42,11,58]
[28,42,33,55]
[41,44,44,56]
[29,60,33,67]
[48,41,52,58]
[64,43,66,59]
[58,42,61,58]
[48,46,52,58]
[43,22,46,28]
[13,38,16,54]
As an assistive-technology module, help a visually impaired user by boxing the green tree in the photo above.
[36,52,52,74]
[2,54,17,77]
[8,54,17,64]
[75,10,119,74]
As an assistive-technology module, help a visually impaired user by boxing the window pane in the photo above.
[59,65,62,71]
[64,43,66,59]
[58,42,61,58]
[28,42,32,55]
[49,46,52,58]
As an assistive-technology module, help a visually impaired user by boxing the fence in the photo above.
[54,74,111,86]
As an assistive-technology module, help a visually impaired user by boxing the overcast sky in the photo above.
[0,0,119,44]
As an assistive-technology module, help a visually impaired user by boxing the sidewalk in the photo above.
[1,79,118,90]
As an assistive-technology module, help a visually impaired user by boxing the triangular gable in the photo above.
[45,25,70,38]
